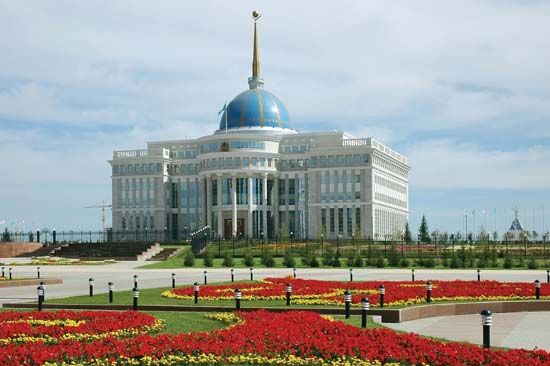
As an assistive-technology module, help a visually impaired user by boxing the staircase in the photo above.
[49,242,161,261]
[146,247,181,261]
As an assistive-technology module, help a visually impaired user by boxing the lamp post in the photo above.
[37,286,44,311]
[535,280,541,300]
[480,310,492,348]
[344,290,352,319]
[286,283,292,306]
[184,226,188,242]
[378,284,385,308]
[193,282,199,304]
[108,282,114,303]
[132,287,139,310]
[321,233,324,256]
[336,234,340,256]
[361,297,369,328]
[352,233,355,252]
[426,280,432,303]
[235,288,242,310]
[290,231,293,255]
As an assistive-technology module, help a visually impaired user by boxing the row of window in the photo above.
[320,192,361,202]
[320,174,361,184]
[321,207,361,236]
[374,208,407,239]
[170,180,201,210]
[121,213,156,230]
[281,144,309,153]
[310,154,368,169]
[374,175,407,194]
[173,150,198,159]
[374,192,407,208]
[118,178,157,209]
[202,157,275,170]
[372,155,407,177]
[113,163,163,175]
[201,141,266,153]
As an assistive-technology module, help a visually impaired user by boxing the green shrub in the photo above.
[400,258,410,268]
[322,250,334,266]
[503,256,513,269]
[527,257,539,269]
[242,251,255,267]
[387,244,400,267]
[376,257,386,268]
[203,249,214,267]
[309,256,320,267]
[301,253,311,266]
[346,254,356,267]
[477,258,487,269]
[222,253,234,267]
[423,257,436,268]
[332,254,342,267]
[516,256,525,268]
[261,251,276,267]
[353,256,364,267]
[450,255,463,269]
[283,251,296,268]
[183,251,195,267]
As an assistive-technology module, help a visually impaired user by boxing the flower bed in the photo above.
[1,310,550,365]
[163,277,549,306]
[0,310,163,345]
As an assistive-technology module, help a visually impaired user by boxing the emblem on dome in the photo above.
[220,141,230,152]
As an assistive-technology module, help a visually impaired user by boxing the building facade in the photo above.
[109,13,410,241]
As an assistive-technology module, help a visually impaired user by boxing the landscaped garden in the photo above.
[2,308,550,365]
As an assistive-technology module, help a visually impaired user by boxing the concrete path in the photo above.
[380,311,550,351]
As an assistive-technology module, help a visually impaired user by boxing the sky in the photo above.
[1,1,550,236]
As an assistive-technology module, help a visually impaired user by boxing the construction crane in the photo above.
[84,201,112,234]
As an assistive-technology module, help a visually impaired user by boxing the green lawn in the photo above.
[145,311,228,334]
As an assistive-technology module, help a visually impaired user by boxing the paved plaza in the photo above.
[1,259,549,351]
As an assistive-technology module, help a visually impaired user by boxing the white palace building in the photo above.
[109,12,410,241]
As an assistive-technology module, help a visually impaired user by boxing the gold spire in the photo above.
[252,19,260,78]
[248,11,264,89]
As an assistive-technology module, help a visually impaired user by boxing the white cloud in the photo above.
[407,140,550,190]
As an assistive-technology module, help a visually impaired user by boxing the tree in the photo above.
[403,222,412,243]
[1,228,11,242]
[418,215,430,243]
[492,231,498,241]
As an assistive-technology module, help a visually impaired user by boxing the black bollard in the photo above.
[194,282,199,304]
[535,280,541,300]
[37,266,41,279]
[349,268,353,282]
[108,282,114,303]
[235,288,242,310]
[37,286,44,311]
[89,278,94,297]
[133,275,138,289]
[547,269,549,284]
[379,284,385,308]
[204,270,208,285]
[286,283,292,306]
[231,268,234,282]
[250,267,254,281]
[361,297,369,328]
[40,281,46,301]
[481,310,492,348]
[132,287,139,310]
[477,268,481,282]
[172,273,176,289]
[1,266,4,277]
[411,268,415,282]
[9,267,12,280]
[426,280,432,303]
[344,290,352,319]
[293,267,296,279]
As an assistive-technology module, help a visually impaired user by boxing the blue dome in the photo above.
[219,88,292,131]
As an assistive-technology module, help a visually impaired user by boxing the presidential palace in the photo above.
[109,12,410,241]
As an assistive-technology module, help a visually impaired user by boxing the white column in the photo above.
[262,173,268,240]
[232,175,237,236]
[273,176,279,238]
[217,175,223,238]
[247,175,253,238]
[205,176,211,228]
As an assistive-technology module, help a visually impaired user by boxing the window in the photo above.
[329,208,335,234]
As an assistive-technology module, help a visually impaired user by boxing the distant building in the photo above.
[109,12,410,241]
[507,208,527,241]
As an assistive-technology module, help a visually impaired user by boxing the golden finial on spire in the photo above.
[252,10,261,79]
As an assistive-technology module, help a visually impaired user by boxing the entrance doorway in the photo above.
[224,218,244,239]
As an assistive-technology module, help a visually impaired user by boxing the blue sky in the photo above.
[1,1,549,236]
